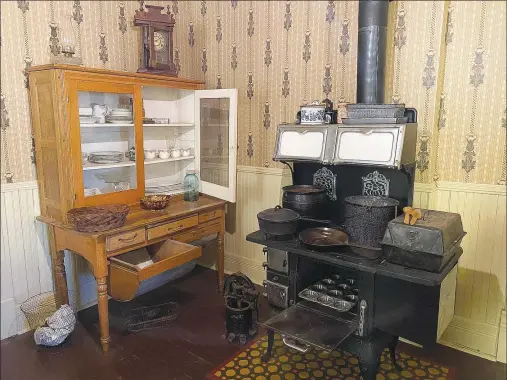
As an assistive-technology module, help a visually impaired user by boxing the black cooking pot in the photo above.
[282,185,327,219]
[343,195,399,249]
[257,206,299,236]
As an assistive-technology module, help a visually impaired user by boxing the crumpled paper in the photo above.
[34,305,76,347]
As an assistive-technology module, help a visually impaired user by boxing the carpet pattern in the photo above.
[210,334,453,380]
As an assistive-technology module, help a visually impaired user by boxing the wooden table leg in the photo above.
[217,229,225,294]
[96,276,110,353]
[49,227,69,307]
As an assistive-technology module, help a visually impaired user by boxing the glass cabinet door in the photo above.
[195,89,237,203]
[68,81,143,206]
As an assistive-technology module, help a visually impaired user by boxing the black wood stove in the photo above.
[249,162,461,379]
[248,117,462,379]
[247,2,461,377]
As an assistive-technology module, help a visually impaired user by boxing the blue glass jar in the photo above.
[184,170,200,202]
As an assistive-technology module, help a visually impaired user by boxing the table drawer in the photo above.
[108,239,202,301]
[147,215,198,241]
[172,222,221,243]
[106,228,146,252]
[198,208,223,224]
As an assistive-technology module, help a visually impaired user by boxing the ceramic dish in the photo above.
[158,150,170,159]
[87,151,123,164]
[153,118,170,124]
[144,150,157,160]
[170,149,181,158]
[80,116,97,124]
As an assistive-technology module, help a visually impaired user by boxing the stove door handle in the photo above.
[282,336,310,353]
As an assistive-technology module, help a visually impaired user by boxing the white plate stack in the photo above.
[106,108,133,124]
[145,181,184,194]
[79,107,98,124]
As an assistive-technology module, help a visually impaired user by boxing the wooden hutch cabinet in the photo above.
[28,64,237,353]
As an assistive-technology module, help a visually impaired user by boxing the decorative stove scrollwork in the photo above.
[362,170,390,197]
[313,167,337,201]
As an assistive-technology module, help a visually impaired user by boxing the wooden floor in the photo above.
[1,266,505,380]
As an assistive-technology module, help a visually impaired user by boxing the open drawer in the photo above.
[108,239,201,301]
[262,301,357,352]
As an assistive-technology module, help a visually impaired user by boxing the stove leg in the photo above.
[388,335,402,371]
[359,359,379,380]
[261,329,275,363]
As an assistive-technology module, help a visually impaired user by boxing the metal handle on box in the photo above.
[282,337,310,353]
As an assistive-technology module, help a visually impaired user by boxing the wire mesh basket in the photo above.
[20,291,77,331]
[124,302,179,332]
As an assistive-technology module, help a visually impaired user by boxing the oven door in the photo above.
[332,125,405,168]
[262,300,358,352]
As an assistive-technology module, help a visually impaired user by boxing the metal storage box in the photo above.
[346,103,405,119]
[381,210,466,272]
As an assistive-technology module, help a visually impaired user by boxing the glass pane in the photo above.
[78,91,136,197]
[200,98,229,187]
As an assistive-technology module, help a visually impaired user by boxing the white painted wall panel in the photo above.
[0,181,97,339]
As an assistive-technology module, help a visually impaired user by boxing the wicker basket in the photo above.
[140,195,170,210]
[67,204,130,232]
[20,291,77,331]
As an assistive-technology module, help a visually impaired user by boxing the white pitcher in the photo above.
[91,104,110,123]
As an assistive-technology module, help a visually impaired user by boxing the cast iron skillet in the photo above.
[299,227,349,249]
[299,227,382,259]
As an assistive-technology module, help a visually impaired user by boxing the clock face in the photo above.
[153,31,166,52]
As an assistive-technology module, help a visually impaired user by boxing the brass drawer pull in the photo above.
[170,224,185,231]
[118,233,138,242]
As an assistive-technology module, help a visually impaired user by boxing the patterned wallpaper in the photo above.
[385,0,506,184]
[1,1,505,185]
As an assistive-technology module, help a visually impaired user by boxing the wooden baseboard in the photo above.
[439,315,500,361]
[497,309,507,363]
[224,253,265,285]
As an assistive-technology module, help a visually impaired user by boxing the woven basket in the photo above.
[140,195,170,210]
[67,204,130,232]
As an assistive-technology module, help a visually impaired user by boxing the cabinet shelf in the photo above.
[80,123,134,128]
[80,123,193,128]
[143,123,194,127]
[145,156,195,165]
[83,156,195,171]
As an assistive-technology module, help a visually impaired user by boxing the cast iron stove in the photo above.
[249,163,461,380]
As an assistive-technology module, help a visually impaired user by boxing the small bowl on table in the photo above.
[140,195,170,210]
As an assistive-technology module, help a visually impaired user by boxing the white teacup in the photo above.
[144,150,156,160]
[158,150,170,159]
[181,148,191,157]
[170,149,181,158]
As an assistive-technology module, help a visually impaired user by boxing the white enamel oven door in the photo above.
[274,124,331,162]
[333,125,405,168]
[195,89,238,203]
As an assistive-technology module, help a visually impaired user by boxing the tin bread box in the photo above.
[381,209,467,272]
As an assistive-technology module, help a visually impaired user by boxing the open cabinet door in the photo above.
[195,89,238,203]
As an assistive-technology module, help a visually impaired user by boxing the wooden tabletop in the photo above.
[37,195,226,238]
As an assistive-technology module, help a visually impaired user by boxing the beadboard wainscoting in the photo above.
[2,174,505,363]
[222,166,293,285]
[0,181,98,339]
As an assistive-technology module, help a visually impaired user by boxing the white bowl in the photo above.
[144,150,157,160]
[158,150,170,159]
